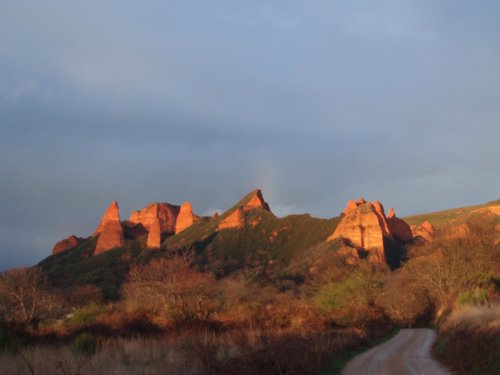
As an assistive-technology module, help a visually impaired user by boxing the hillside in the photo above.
[404,199,500,228]
[38,190,342,297]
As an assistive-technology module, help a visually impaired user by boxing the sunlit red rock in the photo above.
[52,235,81,255]
[217,190,272,231]
[94,201,125,255]
[411,221,435,241]
[129,203,180,234]
[328,202,386,264]
[146,218,162,249]
[243,190,271,211]
[175,202,197,234]
[356,197,367,205]
[94,200,121,236]
[342,200,358,215]
[328,199,413,265]
[218,209,244,230]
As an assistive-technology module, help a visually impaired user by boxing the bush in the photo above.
[314,267,379,313]
[73,332,97,355]
[65,302,104,328]
[457,289,489,307]
[375,273,432,327]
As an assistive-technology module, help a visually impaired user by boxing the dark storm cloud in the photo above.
[1,1,500,270]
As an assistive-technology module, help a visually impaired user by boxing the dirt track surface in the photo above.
[341,328,450,375]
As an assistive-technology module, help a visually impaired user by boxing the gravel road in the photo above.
[341,328,450,375]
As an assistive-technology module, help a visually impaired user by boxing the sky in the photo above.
[1,0,500,271]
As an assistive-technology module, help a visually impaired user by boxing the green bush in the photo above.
[457,289,489,307]
[314,269,377,313]
[73,332,97,355]
[65,302,104,327]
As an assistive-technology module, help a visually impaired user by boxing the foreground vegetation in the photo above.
[1,210,499,374]
[434,304,500,375]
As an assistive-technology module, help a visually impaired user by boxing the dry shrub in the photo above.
[375,272,432,327]
[436,304,500,375]
[122,256,217,324]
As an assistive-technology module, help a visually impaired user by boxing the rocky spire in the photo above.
[146,217,162,249]
[175,201,197,234]
[94,201,125,255]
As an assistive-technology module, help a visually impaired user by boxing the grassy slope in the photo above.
[39,191,341,293]
[404,199,500,228]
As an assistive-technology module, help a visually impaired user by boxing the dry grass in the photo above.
[442,303,500,330]
[435,303,500,375]
[0,326,372,375]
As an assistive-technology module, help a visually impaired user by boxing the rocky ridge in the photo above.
[328,198,413,264]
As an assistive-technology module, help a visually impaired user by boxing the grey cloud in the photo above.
[1,1,499,270]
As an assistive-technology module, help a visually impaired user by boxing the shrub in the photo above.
[314,266,379,313]
[375,272,432,327]
[73,332,97,355]
[457,289,489,307]
[65,302,104,328]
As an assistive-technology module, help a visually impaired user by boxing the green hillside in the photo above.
[404,199,500,228]
[39,191,341,297]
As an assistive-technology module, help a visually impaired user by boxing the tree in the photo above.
[0,267,47,326]
[122,256,216,321]
[376,272,431,327]
[407,222,497,314]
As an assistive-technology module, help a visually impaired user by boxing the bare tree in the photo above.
[122,256,216,321]
[0,267,47,326]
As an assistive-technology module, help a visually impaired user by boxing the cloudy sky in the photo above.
[1,1,499,270]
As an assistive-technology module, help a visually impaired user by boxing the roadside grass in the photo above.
[317,329,399,375]
[434,304,500,375]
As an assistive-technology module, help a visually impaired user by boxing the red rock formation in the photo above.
[52,235,81,255]
[243,190,271,211]
[94,200,121,236]
[212,212,219,219]
[94,201,125,255]
[146,218,162,249]
[342,200,358,215]
[129,203,180,234]
[328,201,386,264]
[411,221,435,241]
[328,199,413,265]
[218,209,244,230]
[386,208,413,242]
[356,197,367,205]
[175,202,197,234]
[217,190,272,230]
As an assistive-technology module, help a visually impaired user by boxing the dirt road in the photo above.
[341,328,450,375]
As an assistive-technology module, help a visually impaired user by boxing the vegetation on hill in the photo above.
[404,199,500,227]
[1,196,500,374]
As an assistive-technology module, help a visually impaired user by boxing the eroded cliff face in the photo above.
[146,218,162,249]
[218,209,244,230]
[175,202,198,234]
[217,189,271,230]
[94,201,125,255]
[328,198,413,264]
[410,221,435,241]
[129,203,180,234]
